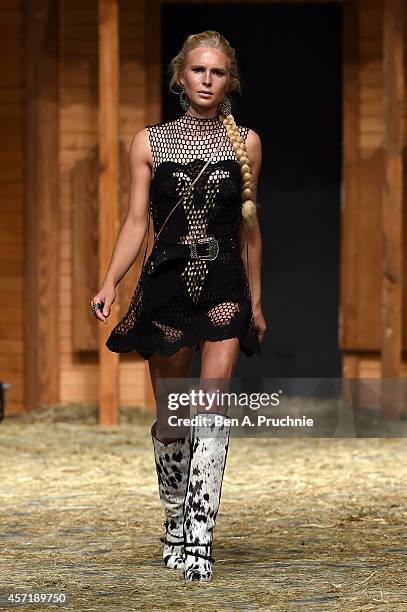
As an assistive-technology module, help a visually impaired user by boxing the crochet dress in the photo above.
[105,111,261,360]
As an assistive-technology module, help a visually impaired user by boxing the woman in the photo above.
[91,30,266,582]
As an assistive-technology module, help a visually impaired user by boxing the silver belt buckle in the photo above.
[190,236,219,261]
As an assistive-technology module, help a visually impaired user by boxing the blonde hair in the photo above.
[168,30,257,227]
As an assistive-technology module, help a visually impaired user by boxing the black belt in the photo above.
[148,235,238,275]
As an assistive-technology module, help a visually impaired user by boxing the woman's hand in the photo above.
[253,303,267,343]
[90,283,116,325]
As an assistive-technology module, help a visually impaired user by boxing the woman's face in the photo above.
[180,46,230,113]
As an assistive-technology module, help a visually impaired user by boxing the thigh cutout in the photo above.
[207,301,240,327]
[152,320,184,342]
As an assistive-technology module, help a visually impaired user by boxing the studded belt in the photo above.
[148,235,238,275]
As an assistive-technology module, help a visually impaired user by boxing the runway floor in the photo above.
[1,403,406,611]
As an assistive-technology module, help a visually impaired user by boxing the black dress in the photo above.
[105,111,261,360]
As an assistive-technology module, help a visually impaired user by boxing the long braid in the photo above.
[219,112,257,227]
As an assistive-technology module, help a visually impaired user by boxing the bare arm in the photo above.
[91,127,153,323]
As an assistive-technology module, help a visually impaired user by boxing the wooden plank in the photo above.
[0,12,22,25]
[340,0,385,354]
[23,0,60,411]
[360,134,382,148]
[359,100,383,114]
[61,8,99,25]
[71,146,99,351]
[339,0,361,351]
[0,277,23,291]
[359,117,384,132]
[0,74,24,87]
[0,339,24,354]
[382,0,404,381]
[60,72,98,88]
[1,1,25,8]
[0,185,23,198]
[0,325,23,340]
[60,106,98,126]
[60,40,98,54]
[0,355,23,369]
[0,261,23,275]
[144,0,161,125]
[357,148,383,349]
[0,89,23,104]
[0,245,23,259]
[98,0,120,425]
[60,132,98,149]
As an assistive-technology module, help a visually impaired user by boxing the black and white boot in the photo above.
[151,421,191,570]
[183,412,231,582]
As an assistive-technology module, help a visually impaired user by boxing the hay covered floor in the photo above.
[1,404,407,611]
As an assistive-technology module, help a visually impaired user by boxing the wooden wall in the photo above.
[341,0,407,378]
[1,0,407,416]
[0,0,24,415]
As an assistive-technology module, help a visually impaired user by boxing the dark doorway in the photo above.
[162,2,342,379]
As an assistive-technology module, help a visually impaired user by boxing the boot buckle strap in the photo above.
[184,549,215,563]
[160,536,185,546]
[184,543,215,563]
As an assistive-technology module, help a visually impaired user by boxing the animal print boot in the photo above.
[151,421,191,570]
[183,412,231,582]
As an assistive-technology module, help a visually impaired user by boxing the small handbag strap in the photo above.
[140,205,151,276]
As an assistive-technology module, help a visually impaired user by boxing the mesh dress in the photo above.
[105,111,261,360]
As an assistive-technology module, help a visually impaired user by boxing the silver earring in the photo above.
[217,95,232,116]
[179,87,190,111]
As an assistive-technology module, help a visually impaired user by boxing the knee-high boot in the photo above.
[151,421,191,569]
[182,412,231,582]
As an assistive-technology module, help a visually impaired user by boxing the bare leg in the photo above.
[199,337,240,415]
[148,346,195,443]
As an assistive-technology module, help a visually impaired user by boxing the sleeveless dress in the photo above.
[105,111,261,360]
